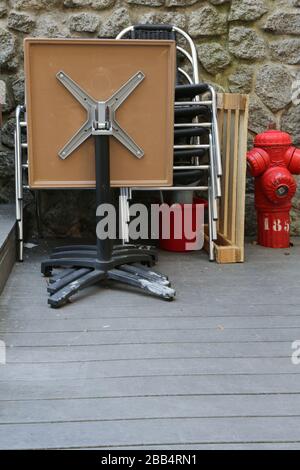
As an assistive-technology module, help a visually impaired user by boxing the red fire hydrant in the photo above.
[247,125,300,248]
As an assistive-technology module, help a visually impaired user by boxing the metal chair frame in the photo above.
[116,25,222,260]
[15,104,27,261]
[15,26,222,262]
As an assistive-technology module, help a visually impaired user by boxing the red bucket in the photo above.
[159,199,208,252]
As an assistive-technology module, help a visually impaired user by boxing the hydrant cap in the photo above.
[254,128,292,148]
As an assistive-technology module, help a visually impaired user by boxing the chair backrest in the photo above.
[116,25,200,86]
[129,24,176,41]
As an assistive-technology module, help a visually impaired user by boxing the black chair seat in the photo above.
[175,83,209,99]
[173,169,202,186]
[174,148,206,159]
[174,127,209,138]
[175,105,210,119]
[130,24,176,40]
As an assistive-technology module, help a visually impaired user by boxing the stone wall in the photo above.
[0,0,299,237]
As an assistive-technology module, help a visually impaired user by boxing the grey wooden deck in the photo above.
[0,205,16,295]
[0,240,300,449]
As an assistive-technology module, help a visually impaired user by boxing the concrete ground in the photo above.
[0,240,300,449]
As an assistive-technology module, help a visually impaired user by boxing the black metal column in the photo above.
[95,135,112,264]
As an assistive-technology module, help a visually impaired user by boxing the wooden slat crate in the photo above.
[205,92,250,263]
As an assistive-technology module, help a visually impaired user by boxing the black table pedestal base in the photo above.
[42,244,175,308]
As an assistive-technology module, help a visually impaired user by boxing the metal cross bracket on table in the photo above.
[41,70,176,307]
[56,70,145,160]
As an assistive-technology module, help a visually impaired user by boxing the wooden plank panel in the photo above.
[227,110,234,240]
[213,93,249,262]
[223,108,232,237]
[218,110,227,235]
[215,244,241,264]
[235,95,249,261]
[229,108,240,243]
[221,93,248,111]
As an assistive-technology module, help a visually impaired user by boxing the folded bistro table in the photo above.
[24,39,176,307]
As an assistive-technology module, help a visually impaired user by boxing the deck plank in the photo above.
[2,315,300,331]
[1,417,300,449]
[2,328,300,347]
[1,374,300,401]
[1,394,300,424]
[3,341,296,363]
[0,357,299,381]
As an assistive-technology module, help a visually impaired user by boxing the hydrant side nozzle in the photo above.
[285,146,300,175]
[246,148,270,177]
[260,167,297,205]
